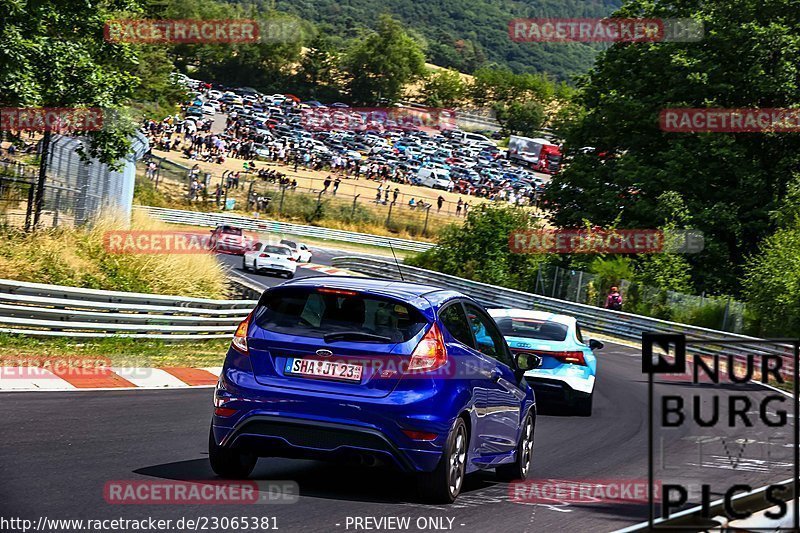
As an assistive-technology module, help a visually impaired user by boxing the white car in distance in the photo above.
[243,243,297,278]
[280,239,313,263]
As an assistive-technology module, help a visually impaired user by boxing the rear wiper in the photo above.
[324,331,393,343]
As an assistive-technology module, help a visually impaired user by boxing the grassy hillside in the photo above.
[266,0,621,80]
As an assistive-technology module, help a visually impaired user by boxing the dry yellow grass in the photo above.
[0,210,228,298]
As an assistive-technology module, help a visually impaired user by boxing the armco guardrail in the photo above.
[0,279,255,339]
[331,257,795,365]
[135,206,434,253]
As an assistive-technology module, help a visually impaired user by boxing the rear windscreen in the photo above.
[254,288,428,343]
[220,227,242,236]
[264,246,291,255]
[494,317,569,342]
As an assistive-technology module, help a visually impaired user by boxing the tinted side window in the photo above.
[439,303,474,348]
[464,303,513,368]
[575,324,585,344]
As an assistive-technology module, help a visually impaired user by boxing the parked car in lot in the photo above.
[488,309,602,416]
[209,278,539,503]
[279,239,312,262]
[416,167,451,189]
[242,243,297,278]
[210,225,250,255]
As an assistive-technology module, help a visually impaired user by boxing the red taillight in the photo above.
[408,323,447,372]
[318,288,357,296]
[259,253,270,258]
[214,407,238,417]
[288,257,296,261]
[551,351,586,366]
[402,429,438,441]
[231,312,252,354]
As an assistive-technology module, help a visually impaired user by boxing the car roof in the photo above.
[282,276,453,302]
[487,308,576,327]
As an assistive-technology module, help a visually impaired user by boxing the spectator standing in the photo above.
[604,287,623,311]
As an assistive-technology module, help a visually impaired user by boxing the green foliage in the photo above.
[271,0,621,80]
[342,15,426,104]
[470,68,555,107]
[421,69,468,108]
[405,204,545,290]
[494,100,546,136]
[0,0,142,163]
[588,256,633,298]
[545,0,800,295]
[742,223,800,336]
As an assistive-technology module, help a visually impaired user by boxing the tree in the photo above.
[341,15,426,105]
[296,33,341,99]
[742,224,800,336]
[494,101,546,136]
[405,204,545,290]
[421,69,467,108]
[0,0,143,226]
[545,0,800,295]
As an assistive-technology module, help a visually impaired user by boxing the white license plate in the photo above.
[285,358,363,382]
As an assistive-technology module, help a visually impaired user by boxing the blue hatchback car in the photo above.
[209,277,539,503]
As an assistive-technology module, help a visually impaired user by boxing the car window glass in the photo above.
[464,304,513,368]
[439,303,474,348]
[575,324,585,344]
[255,288,426,343]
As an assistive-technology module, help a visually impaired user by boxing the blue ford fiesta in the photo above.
[209,277,538,503]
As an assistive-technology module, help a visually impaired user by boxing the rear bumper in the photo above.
[215,244,248,255]
[211,362,461,473]
[218,415,422,471]
[254,261,295,274]
[527,374,594,405]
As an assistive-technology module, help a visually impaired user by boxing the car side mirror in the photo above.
[589,339,604,351]
[515,352,542,372]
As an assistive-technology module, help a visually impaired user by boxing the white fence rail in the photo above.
[135,206,434,253]
[0,279,255,339]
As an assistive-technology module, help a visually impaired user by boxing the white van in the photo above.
[416,168,451,189]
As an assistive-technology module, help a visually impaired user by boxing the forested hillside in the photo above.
[237,0,621,80]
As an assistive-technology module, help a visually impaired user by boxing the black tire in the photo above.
[253,260,259,274]
[418,418,468,504]
[208,428,257,479]
[242,258,249,272]
[496,412,535,482]
[286,272,295,279]
[574,394,593,417]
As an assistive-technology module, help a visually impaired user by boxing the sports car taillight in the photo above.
[510,348,587,366]
[408,323,447,372]
[550,351,587,366]
[231,312,252,355]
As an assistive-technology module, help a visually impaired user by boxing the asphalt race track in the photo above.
[0,246,791,532]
